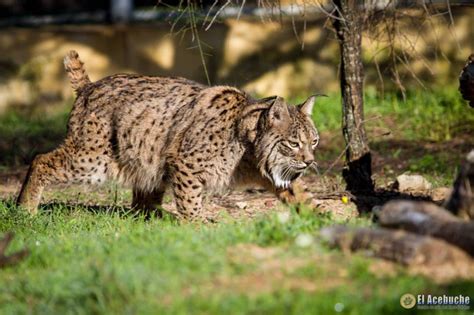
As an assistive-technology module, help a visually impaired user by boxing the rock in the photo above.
[394,174,432,192]
[431,187,451,202]
[295,233,314,248]
[276,211,290,223]
[264,200,275,208]
[235,201,247,209]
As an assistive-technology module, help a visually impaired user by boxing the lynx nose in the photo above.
[304,159,314,167]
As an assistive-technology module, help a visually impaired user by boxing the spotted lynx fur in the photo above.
[17,51,321,220]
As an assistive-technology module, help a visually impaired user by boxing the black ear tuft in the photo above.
[258,95,278,104]
[240,96,279,118]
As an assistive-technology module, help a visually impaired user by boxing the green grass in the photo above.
[1,200,472,314]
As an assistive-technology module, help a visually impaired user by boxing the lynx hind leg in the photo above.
[17,141,111,214]
[131,185,167,219]
[17,144,77,214]
[17,123,112,214]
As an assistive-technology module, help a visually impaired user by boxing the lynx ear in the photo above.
[299,94,327,116]
[268,97,290,125]
[240,96,278,118]
[259,95,278,104]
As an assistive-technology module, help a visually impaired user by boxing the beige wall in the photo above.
[0,8,472,113]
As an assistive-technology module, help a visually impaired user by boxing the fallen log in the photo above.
[377,200,474,256]
[0,232,29,268]
[320,226,474,281]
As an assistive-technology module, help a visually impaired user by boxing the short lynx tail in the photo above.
[64,50,91,92]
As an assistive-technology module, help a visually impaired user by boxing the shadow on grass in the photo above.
[0,197,169,221]
[41,201,134,216]
[42,201,171,221]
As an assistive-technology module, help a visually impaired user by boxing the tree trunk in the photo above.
[333,0,374,192]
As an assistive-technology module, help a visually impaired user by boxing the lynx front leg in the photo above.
[171,172,205,222]
[276,186,297,204]
[275,179,313,206]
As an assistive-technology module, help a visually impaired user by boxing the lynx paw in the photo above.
[276,183,313,206]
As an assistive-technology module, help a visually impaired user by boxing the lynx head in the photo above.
[254,95,322,189]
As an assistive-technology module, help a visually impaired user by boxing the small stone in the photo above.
[431,187,451,202]
[236,201,247,209]
[264,200,274,207]
[277,211,290,224]
[295,233,314,248]
[395,174,432,192]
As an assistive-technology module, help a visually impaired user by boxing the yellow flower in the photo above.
[341,196,349,204]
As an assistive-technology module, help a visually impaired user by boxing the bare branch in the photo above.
[314,0,346,22]
[237,0,247,20]
[188,1,211,85]
[204,0,231,31]
[202,0,219,27]
[322,142,350,177]
[291,5,303,47]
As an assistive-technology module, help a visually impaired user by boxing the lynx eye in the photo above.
[311,138,319,147]
[287,141,300,149]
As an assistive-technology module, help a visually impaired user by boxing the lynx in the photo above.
[17,51,322,220]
